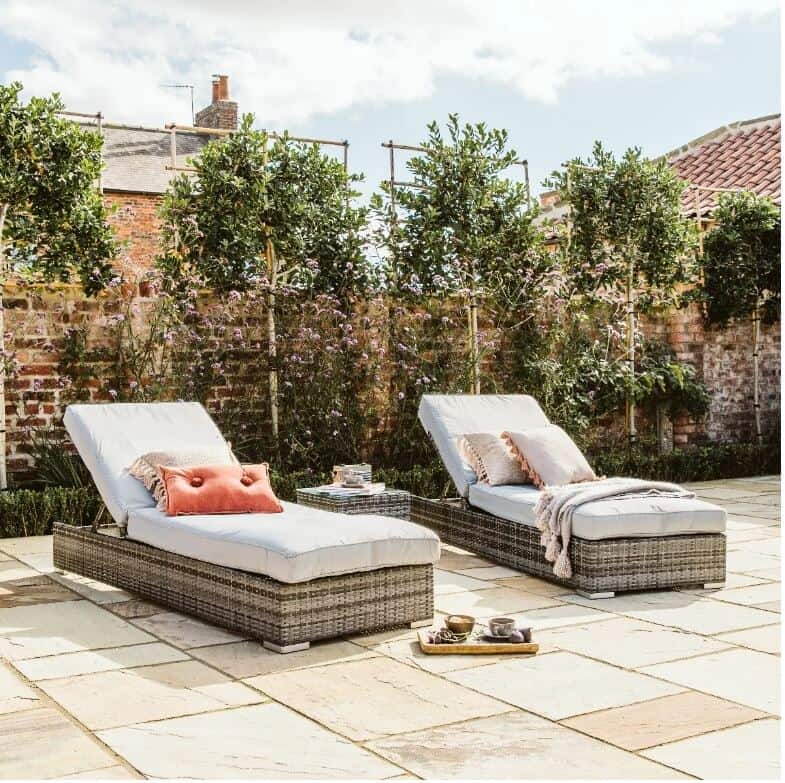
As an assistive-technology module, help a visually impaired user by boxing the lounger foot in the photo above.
[410,619,432,629]
[263,640,311,654]
[702,582,726,590]
[576,589,615,599]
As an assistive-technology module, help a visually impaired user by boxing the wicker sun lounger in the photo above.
[416,394,726,598]
[53,402,437,652]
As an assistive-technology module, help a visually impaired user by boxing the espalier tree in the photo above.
[158,113,368,442]
[0,82,117,489]
[547,142,696,443]
[371,114,552,394]
[700,191,780,443]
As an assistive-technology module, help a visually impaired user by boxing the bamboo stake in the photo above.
[753,302,762,444]
[626,256,637,445]
[0,203,8,490]
[262,135,279,443]
[468,292,481,394]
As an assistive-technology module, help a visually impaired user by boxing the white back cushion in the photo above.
[418,394,549,497]
[64,402,232,526]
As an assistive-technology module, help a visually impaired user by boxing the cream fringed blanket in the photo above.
[533,477,694,579]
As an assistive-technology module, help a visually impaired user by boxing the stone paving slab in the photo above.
[38,659,265,730]
[561,691,767,751]
[131,610,248,649]
[446,651,684,720]
[435,585,562,617]
[246,655,512,741]
[0,574,80,608]
[366,711,685,779]
[98,702,404,779]
[641,718,781,779]
[717,624,781,654]
[0,660,41,714]
[641,648,780,715]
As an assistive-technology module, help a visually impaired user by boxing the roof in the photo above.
[79,122,211,194]
[667,114,780,216]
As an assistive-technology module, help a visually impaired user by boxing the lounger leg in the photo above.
[410,619,432,629]
[576,589,615,599]
[702,582,726,590]
[263,640,311,654]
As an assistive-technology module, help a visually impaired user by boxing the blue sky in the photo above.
[0,1,779,200]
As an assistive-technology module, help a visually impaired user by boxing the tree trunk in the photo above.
[0,203,8,490]
[467,293,480,394]
[752,303,762,444]
[625,259,637,445]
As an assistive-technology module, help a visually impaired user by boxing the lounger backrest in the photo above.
[64,402,231,526]
[418,394,549,497]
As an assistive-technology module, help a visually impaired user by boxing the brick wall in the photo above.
[104,192,162,276]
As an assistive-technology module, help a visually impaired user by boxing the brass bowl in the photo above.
[445,614,475,635]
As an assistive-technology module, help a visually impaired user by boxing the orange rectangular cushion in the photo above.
[158,463,283,516]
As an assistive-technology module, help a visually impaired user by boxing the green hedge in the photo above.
[0,487,102,538]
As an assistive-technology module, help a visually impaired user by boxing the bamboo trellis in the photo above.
[381,140,531,395]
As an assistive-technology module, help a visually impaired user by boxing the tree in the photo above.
[700,191,780,442]
[0,82,117,489]
[158,114,368,442]
[547,142,696,443]
[371,114,552,393]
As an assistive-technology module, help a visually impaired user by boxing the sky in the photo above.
[0,0,780,200]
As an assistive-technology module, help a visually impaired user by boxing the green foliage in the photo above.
[158,114,370,297]
[700,191,781,326]
[0,486,101,538]
[547,142,697,311]
[591,441,780,484]
[0,82,117,292]
[24,427,92,488]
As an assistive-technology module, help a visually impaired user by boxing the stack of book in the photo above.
[310,482,386,497]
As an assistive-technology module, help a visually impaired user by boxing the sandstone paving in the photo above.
[12,641,189,681]
[0,574,79,608]
[50,571,135,604]
[98,702,404,779]
[446,651,683,720]
[189,638,376,678]
[0,599,154,660]
[641,718,781,779]
[104,598,164,619]
[0,706,120,779]
[59,765,140,779]
[641,647,780,715]
[365,710,685,779]
[0,535,54,556]
[130,609,247,649]
[730,537,781,556]
[717,624,781,654]
[0,660,41,714]
[455,565,524,580]
[563,589,779,634]
[0,560,40,583]
[561,691,767,751]
[536,616,731,669]
[505,601,614,630]
[434,585,562,617]
[703,580,781,607]
[245,655,512,741]
[433,568,497,595]
[495,573,575,596]
[37,659,265,730]
[726,548,781,574]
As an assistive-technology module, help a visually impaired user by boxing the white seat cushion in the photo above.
[65,402,235,526]
[127,501,440,583]
[418,395,550,497]
[468,483,726,540]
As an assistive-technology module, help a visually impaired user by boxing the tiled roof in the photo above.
[668,114,780,216]
[79,122,211,195]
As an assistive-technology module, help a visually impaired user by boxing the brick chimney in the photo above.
[195,75,238,130]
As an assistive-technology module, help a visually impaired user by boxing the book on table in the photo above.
[310,482,386,497]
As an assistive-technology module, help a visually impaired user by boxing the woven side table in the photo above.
[296,487,411,519]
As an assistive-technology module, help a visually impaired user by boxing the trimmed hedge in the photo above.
[0,487,102,538]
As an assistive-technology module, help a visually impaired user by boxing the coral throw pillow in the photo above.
[159,464,283,516]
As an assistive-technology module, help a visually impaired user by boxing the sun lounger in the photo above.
[53,402,438,652]
[415,394,726,597]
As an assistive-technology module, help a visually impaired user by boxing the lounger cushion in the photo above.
[65,402,232,526]
[468,483,726,540]
[418,394,550,497]
[127,501,440,583]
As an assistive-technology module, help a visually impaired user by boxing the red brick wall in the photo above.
[104,192,162,277]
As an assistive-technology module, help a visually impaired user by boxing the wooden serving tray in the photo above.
[418,630,538,655]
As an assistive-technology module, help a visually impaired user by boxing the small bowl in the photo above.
[488,617,516,638]
[445,614,475,635]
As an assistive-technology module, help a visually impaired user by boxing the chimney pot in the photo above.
[196,74,237,130]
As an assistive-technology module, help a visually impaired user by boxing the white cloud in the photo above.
[1,0,778,127]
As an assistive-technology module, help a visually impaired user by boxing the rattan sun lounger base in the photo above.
[410,496,726,596]
[53,523,434,650]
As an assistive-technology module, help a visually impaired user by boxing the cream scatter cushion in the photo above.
[129,446,238,510]
[503,425,597,488]
[460,433,531,486]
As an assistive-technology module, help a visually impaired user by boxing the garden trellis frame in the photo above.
[686,182,765,445]
[381,139,531,395]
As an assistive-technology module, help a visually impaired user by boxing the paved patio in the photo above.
[0,476,780,779]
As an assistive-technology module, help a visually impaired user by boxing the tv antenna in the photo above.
[161,83,195,125]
